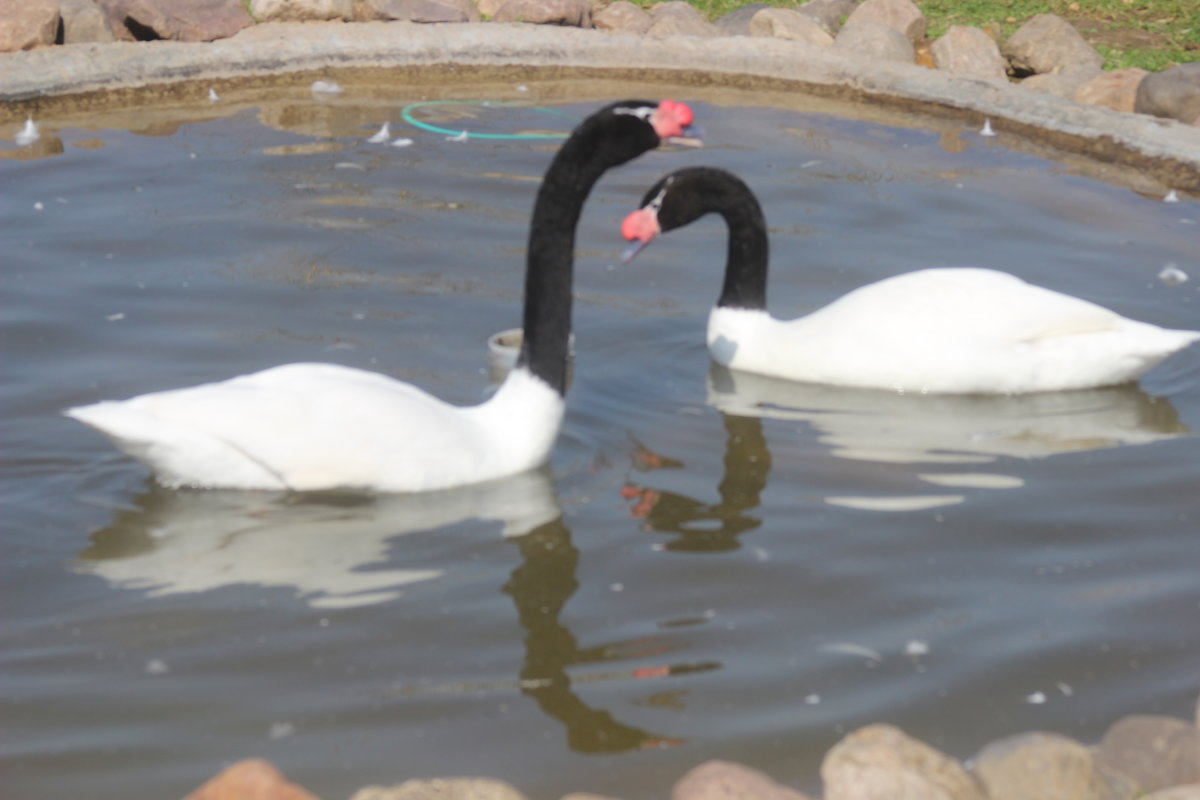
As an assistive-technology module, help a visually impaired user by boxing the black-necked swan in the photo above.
[621,166,1199,395]
[66,100,701,492]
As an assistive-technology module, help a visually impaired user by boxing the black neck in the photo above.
[517,105,659,394]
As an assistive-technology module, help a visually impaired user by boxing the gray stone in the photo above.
[1095,714,1200,794]
[1074,67,1149,113]
[970,732,1112,800]
[931,25,1007,82]
[0,0,60,51]
[796,0,858,35]
[834,20,913,64]
[97,0,253,41]
[252,0,356,22]
[749,8,833,47]
[672,760,814,800]
[843,0,923,43]
[1003,13,1103,75]
[1142,787,1200,800]
[1020,67,1101,99]
[60,0,116,44]
[492,0,589,26]
[373,0,481,22]
[1136,63,1200,125]
[646,2,720,37]
[593,0,651,33]
[349,778,530,800]
[714,3,771,35]
[821,723,985,800]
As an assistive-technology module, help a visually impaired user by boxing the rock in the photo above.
[821,724,985,800]
[834,21,913,64]
[0,0,60,51]
[183,759,321,800]
[795,0,858,35]
[1095,715,1200,794]
[931,25,1007,82]
[1019,67,1101,99]
[251,0,356,21]
[1073,68,1149,113]
[749,8,833,47]
[842,0,924,43]
[1141,787,1200,800]
[560,795,624,800]
[60,0,116,44]
[372,0,481,22]
[352,0,389,20]
[492,0,589,26]
[970,732,1118,800]
[1002,14,1103,75]
[645,2,721,37]
[593,0,651,32]
[713,3,771,35]
[671,760,815,800]
[1136,63,1200,125]
[349,778,529,800]
[98,0,254,41]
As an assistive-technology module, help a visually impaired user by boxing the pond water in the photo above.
[3,87,1199,800]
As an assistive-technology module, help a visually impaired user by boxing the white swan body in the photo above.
[709,268,1199,394]
[623,168,1199,395]
[68,364,562,492]
[67,99,700,491]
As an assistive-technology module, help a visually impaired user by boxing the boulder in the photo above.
[672,760,815,800]
[0,0,60,51]
[821,724,985,800]
[97,0,253,41]
[1019,67,1102,99]
[714,3,771,35]
[373,0,481,22]
[1003,13,1103,75]
[593,0,652,32]
[183,759,320,800]
[843,0,924,43]
[795,0,858,35]
[492,0,589,26]
[1141,787,1200,800]
[60,0,116,44]
[646,2,721,37]
[834,20,914,64]
[1073,68,1150,113]
[970,732,1113,800]
[1095,715,1200,794]
[251,0,356,21]
[931,25,1007,82]
[749,8,833,46]
[1136,63,1200,125]
[349,778,529,800]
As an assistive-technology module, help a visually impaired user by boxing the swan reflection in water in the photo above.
[75,469,562,608]
[623,362,1189,528]
[76,472,696,753]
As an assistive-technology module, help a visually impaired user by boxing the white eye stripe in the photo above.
[646,176,675,212]
[614,106,655,121]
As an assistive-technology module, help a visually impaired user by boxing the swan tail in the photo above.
[65,400,288,490]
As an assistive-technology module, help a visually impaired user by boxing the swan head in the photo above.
[607,100,703,150]
[620,167,750,264]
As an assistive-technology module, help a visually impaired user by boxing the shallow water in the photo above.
[3,90,1199,800]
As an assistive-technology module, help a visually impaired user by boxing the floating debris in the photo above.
[15,117,39,146]
[334,161,365,170]
[980,119,996,137]
[33,201,44,211]
[310,80,343,95]
[366,122,390,143]
[1158,263,1188,286]
[1163,189,1180,203]
[804,694,821,705]
[144,658,169,675]
[105,312,126,322]
[609,582,625,592]
[516,84,529,92]
[390,137,414,148]
[1025,690,1047,704]
[268,721,295,740]
[904,639,930,657]
[819,642,883,663]
[1056,681,1073,697]
[447,130,469,143]
[208,87,220,102]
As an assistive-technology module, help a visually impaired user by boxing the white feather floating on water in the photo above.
[447,130,469,143]
[819,641,883,662]
[1163,189,1180,203]
[390,137,414,148]
[15,117,39,146]
[366,122,390,143]
[208,87,220,102]
[980,119,996,137]
[1158,263,1189,286]
[310,80,343,95]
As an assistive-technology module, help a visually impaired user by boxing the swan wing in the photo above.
[67,363,498,492]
